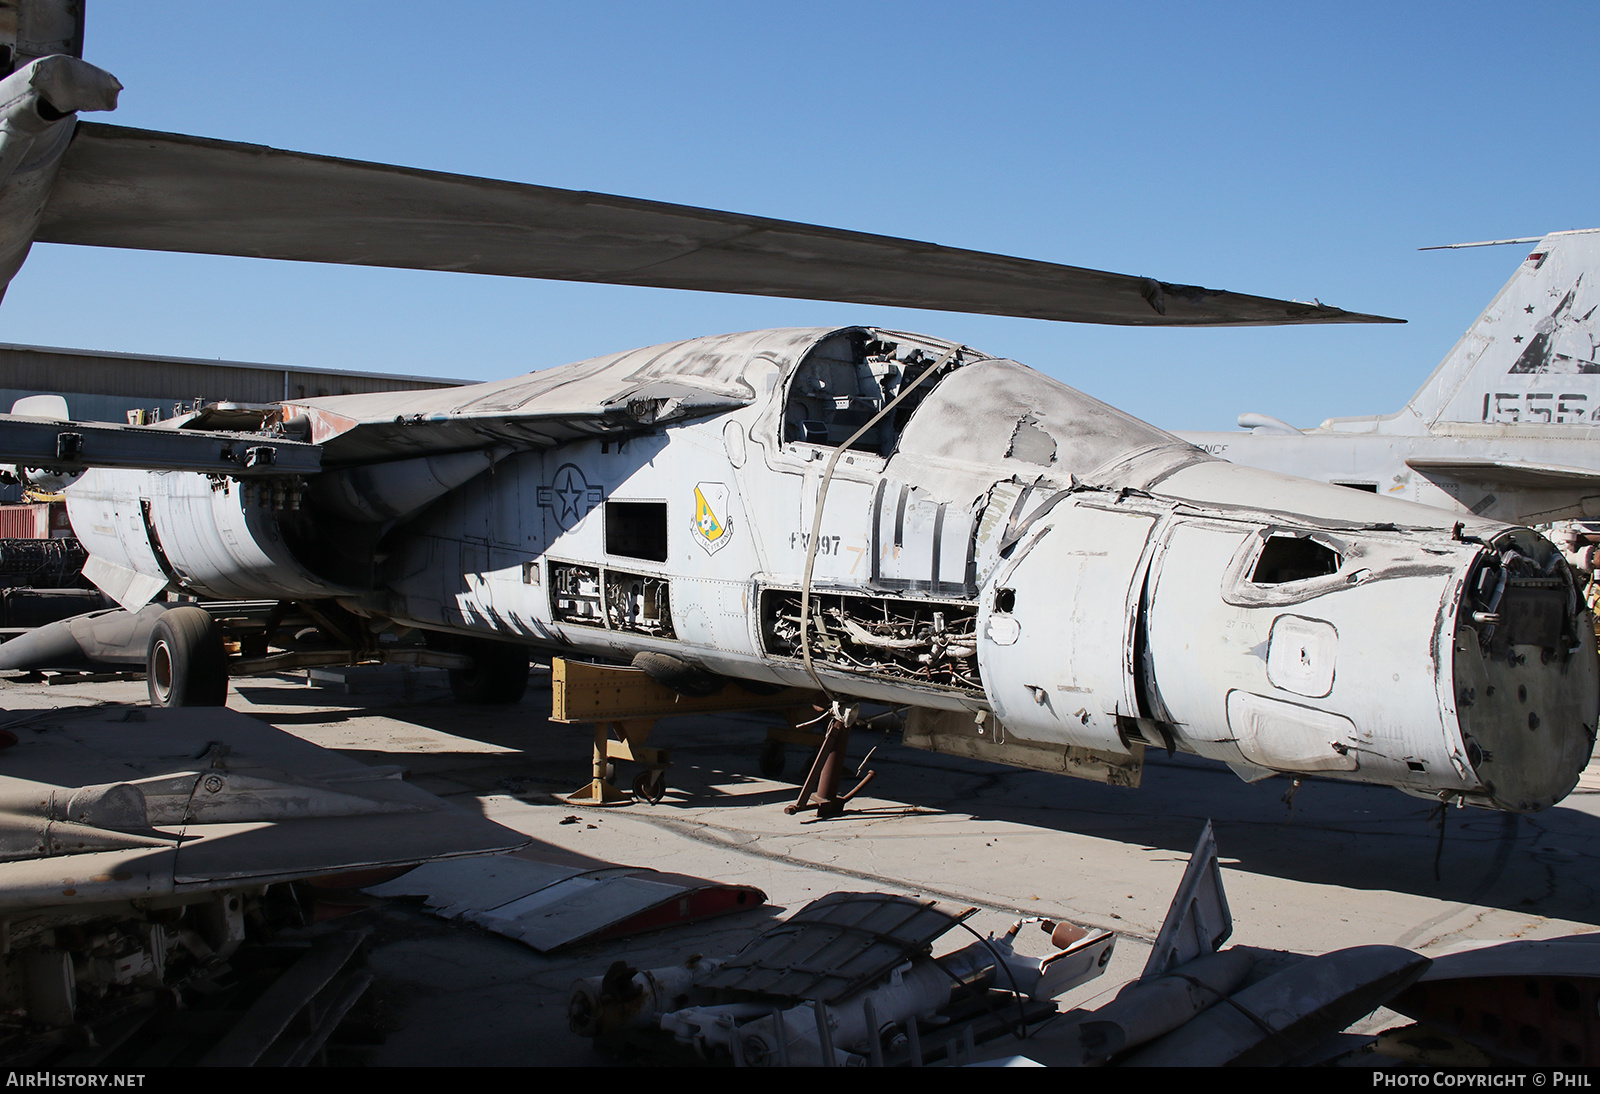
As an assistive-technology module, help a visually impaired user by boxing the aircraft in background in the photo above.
[1178,229,1600,528]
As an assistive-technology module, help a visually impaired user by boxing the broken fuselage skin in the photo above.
[68,328,1599,812]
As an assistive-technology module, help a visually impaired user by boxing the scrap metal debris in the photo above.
[0,699,525,1065]
[367,848,766,952]
[560,823,1600,1067]
[569,890,1115,1066]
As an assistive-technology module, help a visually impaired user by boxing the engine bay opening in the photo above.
[759,588,980,693]
[549,561,674,638]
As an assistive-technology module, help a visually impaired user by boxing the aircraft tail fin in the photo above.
[1401,229,1600,429]
[1140,820,1232,982]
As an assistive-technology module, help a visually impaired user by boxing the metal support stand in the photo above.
[550,658,824,807]
[785,704,875,818]
[566,718,670,806]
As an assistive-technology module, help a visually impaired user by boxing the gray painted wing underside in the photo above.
[1405,456,1600,488]
[38,123,1399,328]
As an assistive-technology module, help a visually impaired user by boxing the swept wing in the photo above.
[36,122,1399,328]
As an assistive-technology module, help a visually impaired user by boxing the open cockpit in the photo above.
[780,329,979,456]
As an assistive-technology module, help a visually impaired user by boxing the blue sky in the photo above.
[4,1,1595,430]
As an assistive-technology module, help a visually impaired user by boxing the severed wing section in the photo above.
[37,122,1399,328]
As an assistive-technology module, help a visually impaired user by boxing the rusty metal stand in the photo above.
[785,705,875,818]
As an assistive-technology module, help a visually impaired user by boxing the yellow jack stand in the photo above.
[551,658,822,805]
[569,718,669,806]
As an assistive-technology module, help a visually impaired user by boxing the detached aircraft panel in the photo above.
[977,504,1158,750]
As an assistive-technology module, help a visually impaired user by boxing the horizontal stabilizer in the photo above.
[39,123,1399,328]
[1406,456,1600,489]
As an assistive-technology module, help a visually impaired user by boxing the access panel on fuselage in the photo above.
[977,503,1156,751]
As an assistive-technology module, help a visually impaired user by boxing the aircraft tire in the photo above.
[146,606,228,708]
[447,638,530,704]
[631,652,724,697]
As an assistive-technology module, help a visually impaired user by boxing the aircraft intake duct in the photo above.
[0,603,167,672]
[67,443,513,607]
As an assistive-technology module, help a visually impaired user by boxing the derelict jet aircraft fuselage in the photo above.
[0,2,1594,815]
